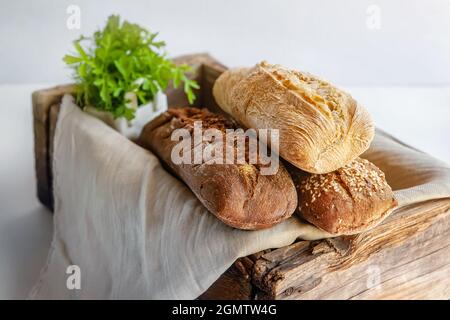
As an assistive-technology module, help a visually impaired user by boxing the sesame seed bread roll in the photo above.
[288,158,397,235]
[213,62,375,174]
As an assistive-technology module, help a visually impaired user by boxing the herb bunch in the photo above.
[64,15,199,120]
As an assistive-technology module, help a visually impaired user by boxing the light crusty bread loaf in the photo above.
[288,158,397,235]
[213,62,375,174]
[138,107,298,230]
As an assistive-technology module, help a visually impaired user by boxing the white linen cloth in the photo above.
[29,95,450,299]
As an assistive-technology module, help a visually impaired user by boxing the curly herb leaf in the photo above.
[63,15,198,120]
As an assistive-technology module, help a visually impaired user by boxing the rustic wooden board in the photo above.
[32,53,450,300]
[254,199,450,299]
[32,84,75,209]
[199,199,450,300]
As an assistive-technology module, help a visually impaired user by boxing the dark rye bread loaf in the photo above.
[288,158,397,235]
[138,107,298,230]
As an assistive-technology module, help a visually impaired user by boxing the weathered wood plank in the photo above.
[165,53,207,108]
[199,57,227,116]
[32,84,75,210]
[251,199,450,299]
[198,257,254,300]
[350,244,450,299]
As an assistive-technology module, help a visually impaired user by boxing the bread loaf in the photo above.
[138,107,298,230]
[213,62,375,174]
[288,158,397,235]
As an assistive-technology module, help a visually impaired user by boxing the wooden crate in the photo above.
[32,53,450,300]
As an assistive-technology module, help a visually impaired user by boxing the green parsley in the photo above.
[63,15,199,120]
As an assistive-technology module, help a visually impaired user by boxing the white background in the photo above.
[1,0,450,85]
[0,0,449,299]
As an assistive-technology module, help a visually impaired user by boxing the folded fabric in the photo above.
[29,95,450,299]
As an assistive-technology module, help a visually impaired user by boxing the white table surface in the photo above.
[0,83,449,299]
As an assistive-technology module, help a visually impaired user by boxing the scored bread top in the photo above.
[138,107,298,230]
[166,108,237,132]
[213,61,375,174]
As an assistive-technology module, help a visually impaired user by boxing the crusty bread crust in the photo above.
[138,107,298,230]
[288,158,397,235]
[213,62,375,174]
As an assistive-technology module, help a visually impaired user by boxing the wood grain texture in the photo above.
[32,53,450,299]
[32,84,74,209]
[198,257,254,300]
[165,53,208,108]
[251,199,450,300]
[200,59,227,116]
